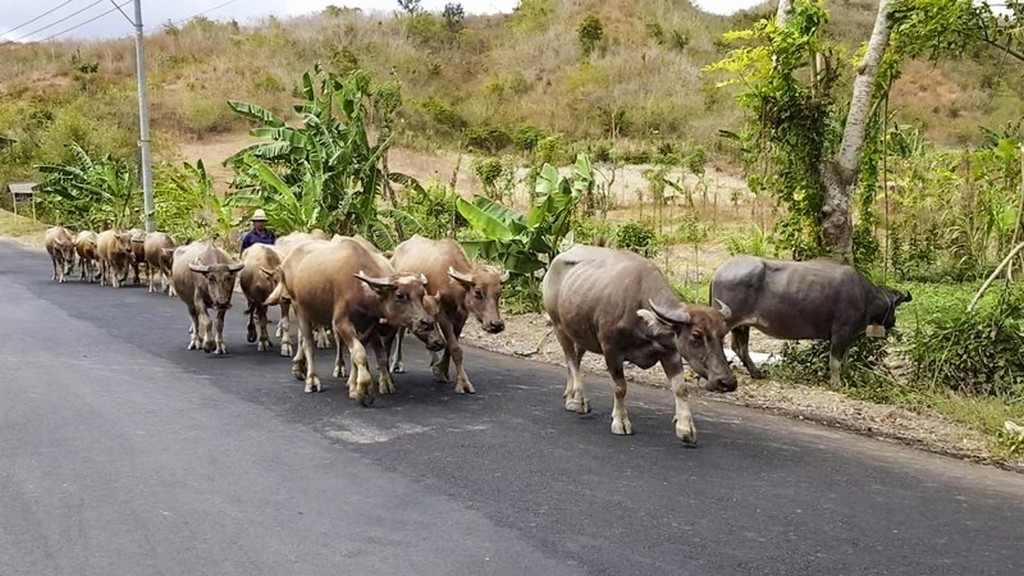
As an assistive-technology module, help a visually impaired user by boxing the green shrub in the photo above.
[514,124,545,152]
[615,221,661,258]
[772,336,902,404]
[908,284,1024,398]
[577,15,604,56]
[420,97,467,132]
[465,125,512,154]
[725,225,773,257]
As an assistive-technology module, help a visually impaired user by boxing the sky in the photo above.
[0,0,768,43]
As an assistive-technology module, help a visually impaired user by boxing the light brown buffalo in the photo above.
[128,228,148,286]
[171,241,245,355]
[240,243,285,353]
[143,231,177,295]
[96,229,134,288]
[542,244,736,444]
[272,232,333,348]
[44,226,76,283]
[74,231,101,283]
[388,235,507,394]
[265,238,444,402]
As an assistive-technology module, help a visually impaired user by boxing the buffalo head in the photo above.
[639,298,737,393]
[356,271,445,351]
[448,265,507,334]
[189,259,245,309]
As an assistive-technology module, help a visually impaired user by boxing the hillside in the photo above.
[1,0,1022,185]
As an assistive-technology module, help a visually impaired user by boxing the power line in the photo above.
[0,0,77,37]
[3,0,105,44]
[36,0,131,43]
[177,0,241,25]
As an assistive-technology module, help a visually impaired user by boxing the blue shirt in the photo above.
[240,229,276,253]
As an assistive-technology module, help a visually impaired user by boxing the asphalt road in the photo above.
[2,240,1023,576]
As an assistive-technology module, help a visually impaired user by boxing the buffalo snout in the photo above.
[484,319,505,334]
[705,374,738,393]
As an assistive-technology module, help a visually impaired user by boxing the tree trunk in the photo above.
[775,0,794,27]
[820,0,894,264]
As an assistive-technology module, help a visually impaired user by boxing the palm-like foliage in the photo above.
[36,143,140,230]
[224,64,420,248]
[154,159,237,246]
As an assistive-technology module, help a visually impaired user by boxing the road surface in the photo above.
[2,240,1023,575]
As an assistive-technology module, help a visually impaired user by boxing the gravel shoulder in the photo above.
[459,312,1024,473]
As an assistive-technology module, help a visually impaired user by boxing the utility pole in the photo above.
[133,0,155,232]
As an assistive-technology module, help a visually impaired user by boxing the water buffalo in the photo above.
[96,229,134,287]
[273,232,332,349]
[143,232,177,295]
[240,244,284,353]
[171,241,245,355]
[128,228,148,286]
[74,230,101,283]
[44,226,76,283]
[387,235,507,394]
[543,244,735,444]
[265,238,444,402]
[710,255,912,385]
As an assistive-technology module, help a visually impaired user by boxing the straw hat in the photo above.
[251,209,268,222]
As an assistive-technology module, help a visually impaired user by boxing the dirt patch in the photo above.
[459,312,1024,473]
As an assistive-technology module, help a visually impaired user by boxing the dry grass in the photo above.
[0,209,48,249]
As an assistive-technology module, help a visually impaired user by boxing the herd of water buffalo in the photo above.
[41,224,913,445]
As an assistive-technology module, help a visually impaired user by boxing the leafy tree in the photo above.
[35,143,140,230]
[577,15,604,57]
[397,0,421,15]
[442,2,465,33]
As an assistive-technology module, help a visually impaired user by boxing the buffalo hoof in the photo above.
[304,375,321,393]
[246,328,258,344]
[187,339,200,351]
[389,360,405,374]
[359,391,374,407]
[454,380,475,395]
[280,342,293,357]
[747,367,765,380]
[332,365,346,379]
[203,340,216,353]
[291,362,305,381]
[378,375,396,395]
[257,340,271,352]
[565,398,591,414]
[674,419,698,446]
[431,366,450,383]
[214,343,228,355]
[611,418,634,436]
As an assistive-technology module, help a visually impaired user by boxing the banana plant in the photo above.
[457,152,593,276]
[36,142,140,230]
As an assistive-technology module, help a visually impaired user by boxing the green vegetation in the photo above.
[2,0,1024,460]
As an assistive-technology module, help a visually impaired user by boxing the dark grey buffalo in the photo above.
[710,255,912,385]
[543,244,736,445]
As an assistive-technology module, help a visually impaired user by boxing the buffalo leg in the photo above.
[256,304,272,352]
[370,335,396,395]
[332,328,347,379]
[554,328,589,414]
[661,355,697,444]
[99,260,107,286]
[245,299,258,344]
[387,327,406,373]
[186,305,202,351]
[278,301,293,358]
[335,320,373,406]
[828,332,856,387]
[731,326,764,379]
[294,311,320,393]
[603,353,633,435]
[212,308,229,355]
[315,326,331,349]
[50,255,58,282]
[438,317,473,394]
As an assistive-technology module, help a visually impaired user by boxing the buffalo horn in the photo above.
[649,299,691,326]
[447,266,474,285]
[715,298,733,321]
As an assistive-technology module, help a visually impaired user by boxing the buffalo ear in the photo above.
[902,290,913,304]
